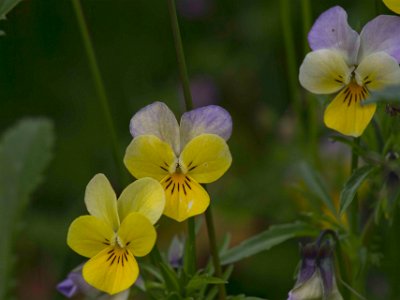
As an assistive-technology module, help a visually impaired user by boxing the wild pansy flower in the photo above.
[299,6,400,137]
[124,101,232,222]
[384,0,400,14]
[288,242,343,300]
[67,174,165,295]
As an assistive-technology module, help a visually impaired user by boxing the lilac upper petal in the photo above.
[308,6,360,65]
[359,15,400,63]
[129,102,180,155]
[179,105,232,149]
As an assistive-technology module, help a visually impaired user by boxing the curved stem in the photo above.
[167,0,193,111]
[205,205,227,300]
[71,0,125,185]
[350,137,360,234]
[280,0,301,131]
[167,1,226,298]
[167,0,198,279]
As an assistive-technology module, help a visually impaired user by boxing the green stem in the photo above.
[150,244,164,268]
[300,0,318,163]
[71,0,125,184]
[167,0,198,278]
[205,206,226,300]
[186,218,197,276]
[350,137,360,234]
[349,137,363,299]
[301,0,311,55]
[167,0,193,111]
[167,1,226,298]
[280,0,301,131]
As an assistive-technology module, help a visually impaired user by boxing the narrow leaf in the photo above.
[220,222,317,265]
[339,165,376,215]
[299,162,337,215]
[186,275,226,295]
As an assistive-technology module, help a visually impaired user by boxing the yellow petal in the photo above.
[67,215,114,258]
[85,174,120,231]
[383,0,400,14]
[161,174,210,222]
[324,84,376,137]
[117,212,157,257]
[83,246,139,295]
[179,134,232,184]
[355,52,400,91]
[124,135,177,181]
[118,177,165,225]
[299,49,352,94]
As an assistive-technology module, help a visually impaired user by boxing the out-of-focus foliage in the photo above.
[1,0,400,299]
[0,119,54,299]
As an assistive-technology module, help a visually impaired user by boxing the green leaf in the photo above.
[220,222,317,265]
[339,166,377,215]
[186,274,226,295]
[0,118,54,299]
[298,162,337,216]
[205,265,234,300]
[159,262,182,294]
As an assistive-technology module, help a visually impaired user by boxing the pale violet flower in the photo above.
[124,102,232,222]
[288,243,343,300]
[299,6,400,137]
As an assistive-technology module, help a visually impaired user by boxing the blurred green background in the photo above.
[1,0,399,299]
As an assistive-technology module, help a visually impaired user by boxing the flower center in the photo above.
[161,172,193,196]
[105,243,131,267]
[341,81,369,106]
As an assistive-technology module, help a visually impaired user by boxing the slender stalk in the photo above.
[280,0,301,131]
[300,0,318,163]
[205,205,226,300]
[167,1,226,298]
[167,0,197,278]
[349,137,362,299]
[350,137,360,234]
[150,244,164,268]
[186,217,197,275]
[71,0,125,184]
[301,0,311,55]
[167,0,193,111]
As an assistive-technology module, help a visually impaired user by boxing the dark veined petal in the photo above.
[83,246,139,295]
[161,173,210,222]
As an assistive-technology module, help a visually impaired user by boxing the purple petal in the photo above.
[56,278,78,298]
[168,236,184,268]
[129,102,180,155]
[308,6,360,64]
[180,105,232,148]
[296,244,318,284]
[359,15,400,63]
[318,243,334,293]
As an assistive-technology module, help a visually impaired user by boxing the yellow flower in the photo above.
[67,174,165,295]
[124,102,232,222]
[299,6,400,137]
[384,0,400,14]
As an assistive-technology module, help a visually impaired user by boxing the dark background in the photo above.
[1,0,398,299]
